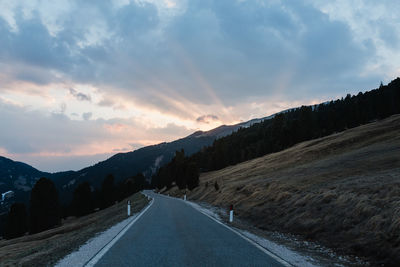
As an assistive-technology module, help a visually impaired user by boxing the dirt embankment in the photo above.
[170,115,400,266]
[0,193,149,267]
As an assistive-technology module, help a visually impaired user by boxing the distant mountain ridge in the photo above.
[0,157,50,218]
[0,113,275,205]
[0,156,49,196]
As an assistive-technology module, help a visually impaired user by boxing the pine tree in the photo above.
[71,182,94,217]
[30,177,60,234]
[100,174,115,209]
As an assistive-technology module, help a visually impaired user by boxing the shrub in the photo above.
[214,181,219,191]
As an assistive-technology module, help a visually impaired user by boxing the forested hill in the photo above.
[152,78,400,189]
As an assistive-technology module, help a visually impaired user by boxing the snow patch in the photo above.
[150,155,164,175]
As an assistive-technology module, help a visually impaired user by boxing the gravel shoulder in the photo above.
[0,192,149,267]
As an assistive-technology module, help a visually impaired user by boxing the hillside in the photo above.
[0,157,51,220]
[172,114,400,266]
[153,78,400,190]
[0,111,273,207]
[0,157,49,195]
[0,193,148,266]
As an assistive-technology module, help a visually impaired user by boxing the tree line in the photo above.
[3,173,147,239]
[153,78,400,187]
[151,149,199,190]
[4,78,399,237]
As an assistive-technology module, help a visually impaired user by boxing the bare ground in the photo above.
[0,193,149,267]
[167,114,400,266]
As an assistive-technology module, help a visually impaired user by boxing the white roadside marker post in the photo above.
[229,204,233,223]
[184,194,186,201]
[127,200,131,216]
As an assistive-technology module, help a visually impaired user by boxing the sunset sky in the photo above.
[0,0,399,172]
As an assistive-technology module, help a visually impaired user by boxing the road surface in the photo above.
[94,191,286,267]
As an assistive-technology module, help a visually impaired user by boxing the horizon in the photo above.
[1,0,399,172]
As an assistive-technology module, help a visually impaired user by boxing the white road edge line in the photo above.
[84,198,154,267]
[182,199,292,267]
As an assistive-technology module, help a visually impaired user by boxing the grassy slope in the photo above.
[180,115,400,265]
[0,193,149,267]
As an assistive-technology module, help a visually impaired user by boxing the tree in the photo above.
[71,182,94,217]
[186,162,199,190]
[100,174,115,209]
[4,203,28,239]
[150,78,400,194]
[133,173,146,192]
[30,177,60,234]
[173,150,186,189]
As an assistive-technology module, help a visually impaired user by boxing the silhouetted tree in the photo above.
[30,177,60,234]
[100,174,115,209]
[186,162,199,190]
[151,78,400,191]
[71,182,94,217]
[4,203,28,239]
[133,173,146,191]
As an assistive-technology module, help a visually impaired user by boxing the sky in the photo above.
[0,0,399,172]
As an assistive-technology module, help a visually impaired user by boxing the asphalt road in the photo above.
[94,191,286,267]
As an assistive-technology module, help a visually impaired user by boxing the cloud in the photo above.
[196,114,219,124]
[0,100,107,156]
[69,88,92,102]
[0,0,388,111]
[112,147,131,152]
[148,122,193,138]
[15,153,113,173]
[98,98,114,107]
[97,97,127,110]
[0,0,398,171]
[0,98,195,171]
[60,102,67,113]
[82,112,92,120]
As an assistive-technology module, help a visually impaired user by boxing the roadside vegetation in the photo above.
[0,192,148,266]
[167,115,400,266]
[153,78,400,191]
[154,78,400,265]
[2,173,147,240]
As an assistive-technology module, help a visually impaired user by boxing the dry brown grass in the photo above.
[169,114,400,266]
[0,193,149,267]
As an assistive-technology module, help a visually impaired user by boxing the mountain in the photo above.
[53,115,275,203]
[175,114,400,266]
[0,113,274,206]
[2,77,399,206]
[151,78,400,189]
[0,157,50,206]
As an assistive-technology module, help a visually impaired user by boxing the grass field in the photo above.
[0,192,149,267]
[168,114,400,266]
